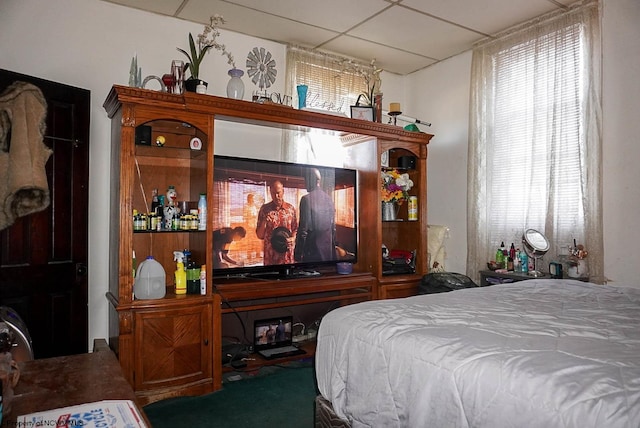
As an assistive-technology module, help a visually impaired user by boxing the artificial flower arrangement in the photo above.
[381,169,413,203]
[177,14,236,80]
[338,58,382,107]
[355,59,382,107]
[568,242,588,264]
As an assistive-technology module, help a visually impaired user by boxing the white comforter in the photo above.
[315,279,640,428]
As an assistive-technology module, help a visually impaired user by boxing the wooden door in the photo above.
[0,69,90,358]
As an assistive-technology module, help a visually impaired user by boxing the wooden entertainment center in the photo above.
[103,85,432,404]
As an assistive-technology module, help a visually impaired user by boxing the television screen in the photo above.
[212,155,357,279]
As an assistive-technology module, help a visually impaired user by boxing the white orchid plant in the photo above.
[177,14,236,80]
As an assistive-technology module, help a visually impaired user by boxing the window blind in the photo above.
[487,21,585,249]
[468,0,602,282]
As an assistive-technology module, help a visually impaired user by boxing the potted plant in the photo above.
[352,60,382,120]
[355,78,377,108]
[177,14,236,92]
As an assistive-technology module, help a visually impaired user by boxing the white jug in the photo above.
[134,256,166,299]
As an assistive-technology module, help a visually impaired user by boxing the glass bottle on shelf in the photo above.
[151,188,160,216]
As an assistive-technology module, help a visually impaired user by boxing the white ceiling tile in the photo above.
[322,36,437,75]
[180,0,340,47]
[348,5,480,60]
[99,0,579,75]
[178,0,228,25]
[101,0,184,16]
[224,0,391,32]
[401,0,563,35]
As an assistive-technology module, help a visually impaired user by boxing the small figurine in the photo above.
[163,185,178,229]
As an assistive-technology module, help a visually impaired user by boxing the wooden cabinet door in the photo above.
[134,302,212,392]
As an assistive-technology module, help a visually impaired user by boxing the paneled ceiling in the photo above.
[101,0,576,75]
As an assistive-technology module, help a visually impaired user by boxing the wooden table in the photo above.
[479,269,546,286]
[5,339,149,426]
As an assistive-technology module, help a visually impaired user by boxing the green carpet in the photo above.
[144,364,317,428]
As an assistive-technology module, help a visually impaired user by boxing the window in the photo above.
[467,1,602,283]
[283,46,372,165]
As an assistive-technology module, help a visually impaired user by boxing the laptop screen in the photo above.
[254,317,294,351]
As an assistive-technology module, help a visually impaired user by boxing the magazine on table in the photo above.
[17,400,148,428]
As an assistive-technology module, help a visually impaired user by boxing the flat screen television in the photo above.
[212,155,357,279]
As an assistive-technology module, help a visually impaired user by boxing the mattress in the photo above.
[315,279,640,427]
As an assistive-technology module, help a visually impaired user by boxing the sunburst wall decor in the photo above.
[246,47,277,90]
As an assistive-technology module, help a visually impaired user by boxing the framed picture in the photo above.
[350,105,374,121]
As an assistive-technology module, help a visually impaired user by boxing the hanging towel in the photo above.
[0,81,52,231]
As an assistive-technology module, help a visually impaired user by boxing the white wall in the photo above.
[405,52,472,274]
[601,0,640,286]
[407,0,640,286]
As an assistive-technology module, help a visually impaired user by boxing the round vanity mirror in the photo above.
[522,229,550,277]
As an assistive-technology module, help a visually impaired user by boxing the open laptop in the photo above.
[253,316,306,360]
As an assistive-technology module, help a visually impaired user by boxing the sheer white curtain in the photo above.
[283,46,371,165]
[467,0,602,283]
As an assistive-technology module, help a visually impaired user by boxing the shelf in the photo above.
[133,229,206,234]
[106,291,211,311]
[104,85,430,145]
[215,272,375,313]
[135,144,205,157]
[381,166,415,172]
[222,340,316,374]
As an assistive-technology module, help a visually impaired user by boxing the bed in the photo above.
[315,279,640,427]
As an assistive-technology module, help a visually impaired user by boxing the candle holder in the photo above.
[388,110,401,126]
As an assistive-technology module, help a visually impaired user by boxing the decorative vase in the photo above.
[161,74,174,93]
[296,84,308,109]
[226,68,245,100]
[185,79,207,93]
[382,201,398,221]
